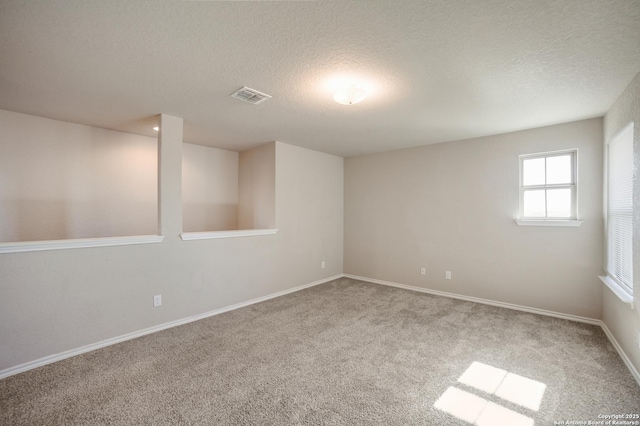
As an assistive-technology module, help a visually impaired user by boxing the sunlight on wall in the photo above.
[433,361,546,425]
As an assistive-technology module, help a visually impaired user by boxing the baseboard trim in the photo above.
[344,274,601,325]
[0,274,342,380]
[600,322,640,387]
[344,273,640,387]
[5,273,639,389]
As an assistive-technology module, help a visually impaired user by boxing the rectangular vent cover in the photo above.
[230,86,272,104]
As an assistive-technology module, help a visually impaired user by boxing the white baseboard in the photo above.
[344,273,640,387]
[4,272,639,389]
[0,274,342,380]
[600,322,640,387]
[344,274,600,325]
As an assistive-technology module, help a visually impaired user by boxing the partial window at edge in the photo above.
[605,123,634,296]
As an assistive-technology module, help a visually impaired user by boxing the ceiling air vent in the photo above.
[230,86,272,105]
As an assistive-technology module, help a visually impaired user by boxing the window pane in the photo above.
[546,188,572,218]
[607,124,633,291]
[523,158,545,186]
[608,211,633,288]
[546,155,572,185]
[523,190,545,217]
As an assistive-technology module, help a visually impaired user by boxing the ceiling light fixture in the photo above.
[153,126,159,131]
[333,84,367,105]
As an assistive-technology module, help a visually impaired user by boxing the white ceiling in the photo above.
[1,0,639,157]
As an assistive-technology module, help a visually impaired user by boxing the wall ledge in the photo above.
[180,229,278,240]
[515,219,583,227]
[599,275,634,308]
[0,235,165,254]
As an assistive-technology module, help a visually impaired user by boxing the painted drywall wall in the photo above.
[182,143,239,232]
[0,109,157,242]
[274,142,344,286]
[345,118,604,319]
[238,143,276,230]
[603,71,640,373]
[0,115,343,371]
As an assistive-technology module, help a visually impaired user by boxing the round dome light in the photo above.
[333,85,367,105]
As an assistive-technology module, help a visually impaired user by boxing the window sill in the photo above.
[180,229,278,241]
[599,275,634,308]
[0,235,165,254]
[515,219,583,227]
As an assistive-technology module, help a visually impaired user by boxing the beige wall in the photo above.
[2,102,632,375]
[274,142,344,285]
[345,118,604,319]
[603,71,640,373]
[182,143,239,232]
[0,114,344,371]
[238,143,276,230]
[0,109,157,242]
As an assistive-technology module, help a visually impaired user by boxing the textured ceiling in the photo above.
[1,0,639,157]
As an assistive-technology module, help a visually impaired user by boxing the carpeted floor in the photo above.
[1,277,639,425]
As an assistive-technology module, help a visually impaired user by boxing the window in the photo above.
[517,149,579,225]
[602,123,634,300]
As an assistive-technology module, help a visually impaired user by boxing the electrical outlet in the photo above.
[445,271,452,280]
[153,295,162,307]
[321,261,326,269]
[420,267,426,275]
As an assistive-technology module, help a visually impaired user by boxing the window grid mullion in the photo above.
[519,149,577,221]
[522,184,574,190]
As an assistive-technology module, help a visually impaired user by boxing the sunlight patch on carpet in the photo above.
[434,386,534,426]
[458,362,546,411]
[434,361,546,425]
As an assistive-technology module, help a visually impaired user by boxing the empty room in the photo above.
[1,1,639,425]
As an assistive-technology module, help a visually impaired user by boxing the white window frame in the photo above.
[599,122,634,306]
[516,149,582,227]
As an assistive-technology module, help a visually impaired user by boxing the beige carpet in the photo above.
[1,277,639,425]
